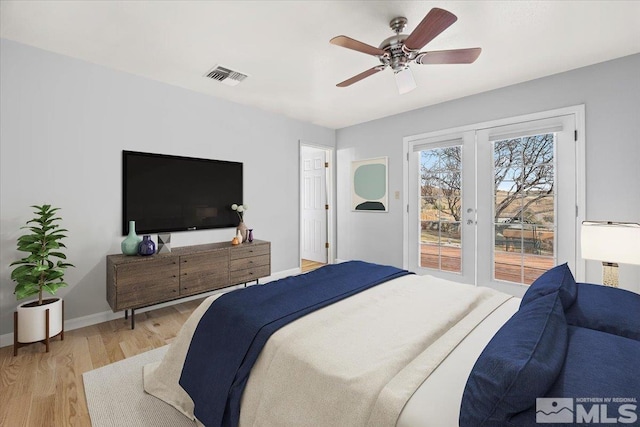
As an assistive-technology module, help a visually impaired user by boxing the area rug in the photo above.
[83,346,196,427]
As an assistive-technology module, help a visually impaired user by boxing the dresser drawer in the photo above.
[230,264,271,284]
[180,250,230,295]
[115,257,180,309]
[229,254,270,272]
[229,243,270,260]
[116,257,179,288]
[117,280,179,310]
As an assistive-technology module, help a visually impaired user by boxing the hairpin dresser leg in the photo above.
[131,308,135,330]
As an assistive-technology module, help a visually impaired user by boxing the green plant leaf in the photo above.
[33,264,49,272]
[11,264,36,279]
[20,242,43,252]
[49,228,68,235]
[46,270,64,281]
[45,234,67,241]
[17,235,40,244]
[14,280,40,298]
[10,259,33,266]
[43,282,67,295]
[49,252,67,259]
[15,287,39,300]
[57,262,75,268]
[11,204,73,301]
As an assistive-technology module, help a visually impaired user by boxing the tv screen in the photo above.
[122,151,242,235]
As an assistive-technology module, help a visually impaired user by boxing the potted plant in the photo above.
[10,204,74,355]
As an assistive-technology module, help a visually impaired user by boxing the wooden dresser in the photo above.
[106,240,270,328]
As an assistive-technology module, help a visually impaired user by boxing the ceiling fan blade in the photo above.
[330,35,387,57]
[394,68,416,94]
[416,48,482,64]
[404,8,457,51]
[336,66,385,87]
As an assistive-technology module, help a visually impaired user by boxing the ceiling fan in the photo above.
[330,8,481,94]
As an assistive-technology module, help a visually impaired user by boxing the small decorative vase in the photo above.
[248,229,254,242]
[237,221,248,243]
[121,220,142,256]
[138,235,156,256]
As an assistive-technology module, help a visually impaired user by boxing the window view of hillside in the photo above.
[420,146,462,273]
[492,134,555,284]
[419,133,556,285]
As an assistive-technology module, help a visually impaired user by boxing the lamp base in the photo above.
[602,262,619,287]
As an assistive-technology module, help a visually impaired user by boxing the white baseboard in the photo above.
[0,267,301,349]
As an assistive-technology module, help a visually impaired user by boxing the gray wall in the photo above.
[0,39,335,336]
[336,53,640,293]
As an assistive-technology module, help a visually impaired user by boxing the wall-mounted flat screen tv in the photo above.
[122,151,242,235]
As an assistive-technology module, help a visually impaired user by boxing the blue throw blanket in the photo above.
[179,260,410,427]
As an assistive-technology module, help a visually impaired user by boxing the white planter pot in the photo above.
[16,298,63,343]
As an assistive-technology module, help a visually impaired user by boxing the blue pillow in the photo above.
[521,263,577,310]
[564,283,640,341]
[506,326,640,427]
[546,326,640,397]
[460,292,568,427]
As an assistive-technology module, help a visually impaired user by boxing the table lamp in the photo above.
[581,221,640,287]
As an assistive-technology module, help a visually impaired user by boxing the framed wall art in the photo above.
[351,157,388,212]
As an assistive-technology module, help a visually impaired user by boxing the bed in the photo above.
[143,261,640,427]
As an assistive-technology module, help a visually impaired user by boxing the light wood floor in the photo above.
[1,263,326,426]
[0,298,205,427]
[301,259,325,273]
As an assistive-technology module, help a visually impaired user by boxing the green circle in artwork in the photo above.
[354,164,386,200]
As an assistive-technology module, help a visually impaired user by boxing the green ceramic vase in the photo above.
[121,220,142,255]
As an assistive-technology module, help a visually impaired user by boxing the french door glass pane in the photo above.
[420,147,462,273]
[493,134,556,285]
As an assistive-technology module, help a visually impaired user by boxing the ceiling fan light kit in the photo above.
[394,68,416,94]
[330,7,481,94]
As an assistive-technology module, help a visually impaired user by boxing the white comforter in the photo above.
[144,274,512,426]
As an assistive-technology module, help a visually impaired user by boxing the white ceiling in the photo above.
[2,1,639,129]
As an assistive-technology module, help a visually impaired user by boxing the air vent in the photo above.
[204,65,248,86]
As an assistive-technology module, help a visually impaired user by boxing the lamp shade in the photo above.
[581,222,640,265]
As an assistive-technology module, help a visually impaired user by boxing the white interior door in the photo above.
[301,145,328,263]
[407,110,580,291]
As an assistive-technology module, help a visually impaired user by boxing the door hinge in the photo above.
[407,204,409,213]
[325,204,329,210]
[324,162,329,168]
[574,130,578,141]
[325,242,329,249]
[406,152,409,161]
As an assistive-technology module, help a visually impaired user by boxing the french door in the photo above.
[406,110,581,291]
